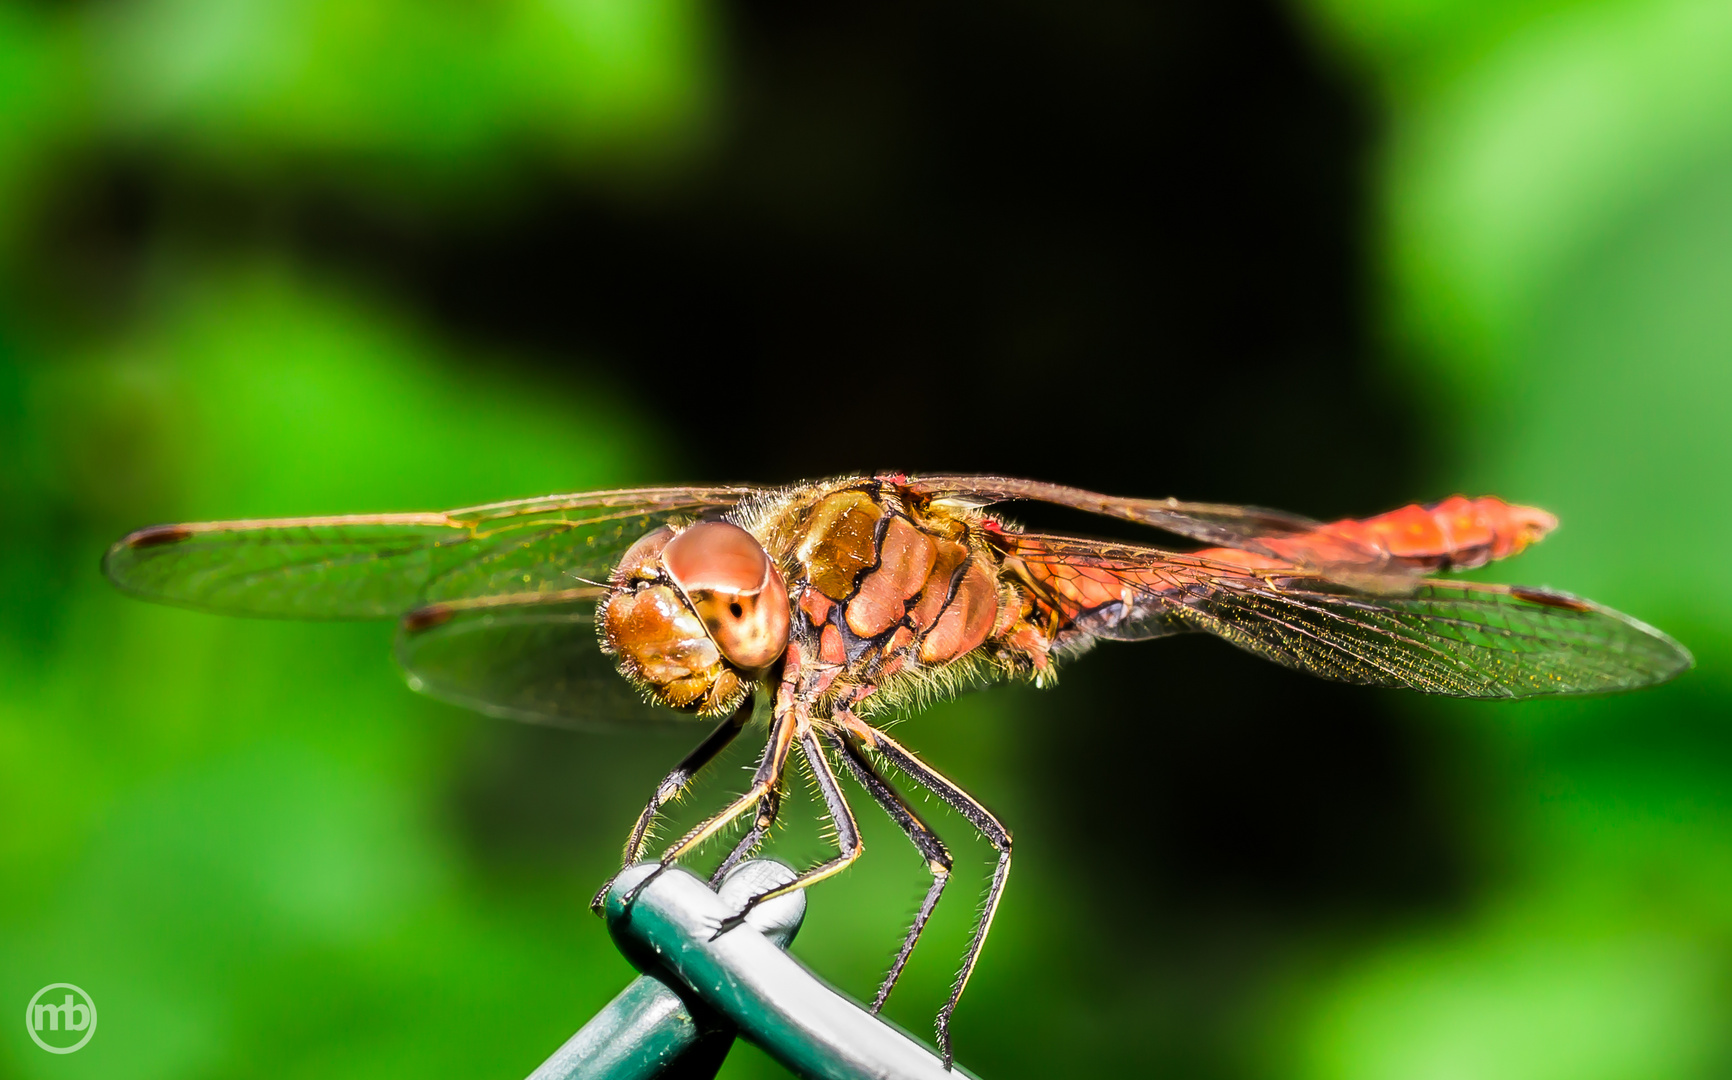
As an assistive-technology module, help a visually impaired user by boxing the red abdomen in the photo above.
[1000,496,1559,637]
[1246,495,1558,571]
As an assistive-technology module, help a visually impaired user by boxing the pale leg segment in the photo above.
[708,782,784,886]
[590,693,753,912]
[614,700,798,911]
[659,701,797,864]
[712,729,864,937]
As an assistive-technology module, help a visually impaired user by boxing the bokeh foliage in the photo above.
[2,1,1728,1078]
[1292,2,1732,1078]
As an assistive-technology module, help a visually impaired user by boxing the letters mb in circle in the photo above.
[26,983,97,1054]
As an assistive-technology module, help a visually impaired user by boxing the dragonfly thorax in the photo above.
[598,521,789,715]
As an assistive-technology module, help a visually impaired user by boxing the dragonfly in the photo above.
[103,474,1692,1066]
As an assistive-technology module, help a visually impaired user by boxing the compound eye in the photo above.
[663,521,789,673]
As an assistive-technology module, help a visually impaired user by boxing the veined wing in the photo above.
[102,486,756,619]
[1003,534,1693,698]
[393,587,675,729]
[908,475,1556,577]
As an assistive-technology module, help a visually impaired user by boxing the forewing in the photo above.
[393,588,679,730]
[906,475,1330,557]
[1010,535,1693,698]
[103,487,754,619]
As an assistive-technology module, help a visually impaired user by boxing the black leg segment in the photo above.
[864,723,1011,1070]
[713,729,863,937]
[831,731,952,1014]
[590,693,754,911]
[708,781,785,885]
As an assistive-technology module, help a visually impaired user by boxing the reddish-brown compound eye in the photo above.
[662,521,789,674]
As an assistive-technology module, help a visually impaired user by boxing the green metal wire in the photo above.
[527,861,805,1080]
[527,974,735,1080]
[526,860,977,1080]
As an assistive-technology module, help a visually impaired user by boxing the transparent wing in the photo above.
[102,486,756,619]
[1006,534,1694,698]
[393,588,681,730]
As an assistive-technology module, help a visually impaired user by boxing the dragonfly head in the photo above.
[599,521,789,714]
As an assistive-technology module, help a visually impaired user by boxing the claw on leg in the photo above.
[709,909,751,940]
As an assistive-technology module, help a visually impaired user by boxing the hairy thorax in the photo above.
[736,477,1049,719]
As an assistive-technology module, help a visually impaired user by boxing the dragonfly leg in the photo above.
[712,729,862,938]
[858,722,1010,1070]
[590,693,754,912]
[830,730,952,1014]
[656,698,798,866]
[708,780,785,886]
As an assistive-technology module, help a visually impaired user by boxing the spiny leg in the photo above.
[861,722,1011,1070]
[712,729,863,937]
[620,703,797,909]
[660,701,797,864]
[708,780,784,886]
[591,693,754,911]
[706,708,789,886]
[830,731,952,1014]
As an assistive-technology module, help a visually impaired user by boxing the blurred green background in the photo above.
[1,1,1727,1077]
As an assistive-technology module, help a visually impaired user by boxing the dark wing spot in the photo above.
[1508,586,1594,612]
[401,605,456,633]
[127,524,195,549]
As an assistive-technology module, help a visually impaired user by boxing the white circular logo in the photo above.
[25,983,97,1054]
